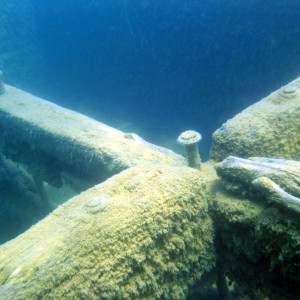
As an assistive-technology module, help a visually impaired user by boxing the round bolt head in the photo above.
[282,84,298,94]
[177,130,202,145]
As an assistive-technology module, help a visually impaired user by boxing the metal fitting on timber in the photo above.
[178,130,202,170]
[0,70,5,94]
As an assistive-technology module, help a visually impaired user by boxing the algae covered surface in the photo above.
[209,74,300,298]
[1,76,300,299]
[0,165,215,299]
[210,185,300,299]
[0,85,186,187]
[211,77,300,161]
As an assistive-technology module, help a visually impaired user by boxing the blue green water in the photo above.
[2,0,300,157]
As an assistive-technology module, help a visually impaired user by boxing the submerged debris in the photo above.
[216,156,300,215]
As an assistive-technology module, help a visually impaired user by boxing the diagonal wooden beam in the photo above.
[0,85,185,187]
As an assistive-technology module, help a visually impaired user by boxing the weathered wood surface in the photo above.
[216,156,300,215]
[0,165,215,299]
[0,85,185,186]
[211,77,300,161]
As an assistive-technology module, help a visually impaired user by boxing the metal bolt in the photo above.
[177,130,202,170]
[0,70,5,94]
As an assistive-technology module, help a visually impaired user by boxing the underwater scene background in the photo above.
[1,0,300,159]
[1,1,300,299]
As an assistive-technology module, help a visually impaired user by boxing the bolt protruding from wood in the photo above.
[178,130,202,170]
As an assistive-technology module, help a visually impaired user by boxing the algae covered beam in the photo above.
[0,165,215,299]
[0,84,185,187]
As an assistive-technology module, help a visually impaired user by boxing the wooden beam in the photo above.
[0,85,185,187]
